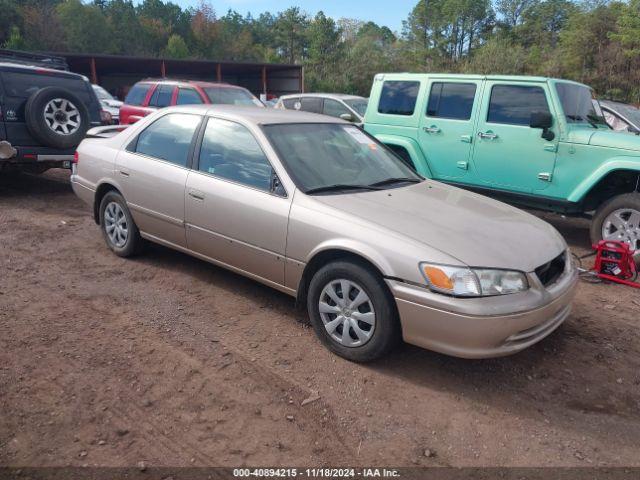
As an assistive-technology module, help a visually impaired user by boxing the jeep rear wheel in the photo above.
[591,193,640,252]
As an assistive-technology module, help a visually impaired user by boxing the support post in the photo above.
[90,57,98,85]
[216,63,222,83]
[262,65,267,96]
[161,60,166,77]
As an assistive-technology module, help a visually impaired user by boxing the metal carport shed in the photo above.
[56,52,303,100]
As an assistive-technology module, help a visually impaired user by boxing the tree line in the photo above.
[2,0,640,103]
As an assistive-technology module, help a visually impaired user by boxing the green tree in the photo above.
[3,26,25,50]
[274,7,309,64]
[163,33,189,58]
[305,11,343,91]
[57,0,111,53]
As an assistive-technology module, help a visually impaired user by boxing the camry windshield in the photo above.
[204,87,264,107]
[263,123,421,193]
[345,99,368,117]
[555,83,608,127]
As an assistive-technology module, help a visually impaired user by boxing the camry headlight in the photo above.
[420,263,529,297]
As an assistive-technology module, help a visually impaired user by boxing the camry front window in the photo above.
[263,123,421,193]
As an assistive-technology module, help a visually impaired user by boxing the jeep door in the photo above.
[418,79,482,181]
[472,81,558,193]
[184,116,290,286]
[115,112,202,247]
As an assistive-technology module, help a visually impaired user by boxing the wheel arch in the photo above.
[373,134,432,177]
[574,164,640,210]
[93,182,123,224]
[295,247,393,310]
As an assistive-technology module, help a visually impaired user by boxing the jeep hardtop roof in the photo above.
[374,73,590,89]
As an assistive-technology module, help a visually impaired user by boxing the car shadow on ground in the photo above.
[0,170,73,197]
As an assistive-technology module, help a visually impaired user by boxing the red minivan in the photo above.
[119,79,264,124]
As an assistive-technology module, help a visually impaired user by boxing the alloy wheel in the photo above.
[602,208,640,251]
[43,98,81,135]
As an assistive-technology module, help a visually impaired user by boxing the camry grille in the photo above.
[535,252,566,287]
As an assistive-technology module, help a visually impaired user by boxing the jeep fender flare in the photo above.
[568,157,640,203]
[373,134,433,177]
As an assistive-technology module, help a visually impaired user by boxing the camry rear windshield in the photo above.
[263,123,421,193]
[555,83,608,127]
[203,87,263,107]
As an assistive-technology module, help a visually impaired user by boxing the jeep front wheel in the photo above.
[591,193,640,252]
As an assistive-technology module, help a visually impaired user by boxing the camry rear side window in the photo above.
[378,81,420,116]
[135,113,201,167]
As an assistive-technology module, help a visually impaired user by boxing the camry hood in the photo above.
[314,181,566,272]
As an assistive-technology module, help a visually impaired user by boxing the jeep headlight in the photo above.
[420,263,529,297]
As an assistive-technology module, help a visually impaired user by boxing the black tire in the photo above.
[25,87,90,149]
[307,260,401,362]
[98,191,143,257]
[590,193,640,252]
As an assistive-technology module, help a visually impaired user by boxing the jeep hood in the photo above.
[567,128,640,153]
[313,181,566,272]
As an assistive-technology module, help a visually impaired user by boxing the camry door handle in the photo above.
[423,125,441,134]
[119,170,130,177]
[188,189,205,200]
[477,131,498,140]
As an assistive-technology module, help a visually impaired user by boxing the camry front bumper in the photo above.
[386,260,578,359]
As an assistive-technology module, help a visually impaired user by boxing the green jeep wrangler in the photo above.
[364,73,640,251]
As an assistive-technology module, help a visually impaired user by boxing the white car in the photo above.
[275,93,368,126]
[92,84,123,124]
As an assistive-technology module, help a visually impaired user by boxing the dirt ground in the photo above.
[1,169,639,468]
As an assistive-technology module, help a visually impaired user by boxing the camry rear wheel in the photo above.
[99,191,143,257]
[307,260,400,362]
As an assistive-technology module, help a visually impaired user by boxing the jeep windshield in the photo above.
[555,82,609,128]
[263,123,422,194]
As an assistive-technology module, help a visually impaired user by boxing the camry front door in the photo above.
[185,117,291,285]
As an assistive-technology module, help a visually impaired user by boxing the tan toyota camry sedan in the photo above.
[71,105,578,362]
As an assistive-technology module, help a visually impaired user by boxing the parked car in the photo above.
[71,105,577,362]
[600,100,640,135]
[93,84,123,124]
[119,79,264,125]
[275,93,368,125]
[0,61,103,173]
[364,74,640,252]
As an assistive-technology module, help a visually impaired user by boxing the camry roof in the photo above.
[171,104,345,125]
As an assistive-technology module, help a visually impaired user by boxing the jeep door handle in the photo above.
[423,126,441,134]
[477,131,498,140]
[188,189,205,200]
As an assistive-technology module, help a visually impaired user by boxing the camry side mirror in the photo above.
[340,113,354,122]
[530,111,555,141]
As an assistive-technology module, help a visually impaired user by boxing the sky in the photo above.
[157,0,417,32]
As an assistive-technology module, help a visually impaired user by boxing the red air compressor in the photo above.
[592,240,640,288]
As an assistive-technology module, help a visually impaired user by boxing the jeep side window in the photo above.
[487,85,550,126]
[124,84,151,106]
[378,81,420,116]
[426,82,476,120]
